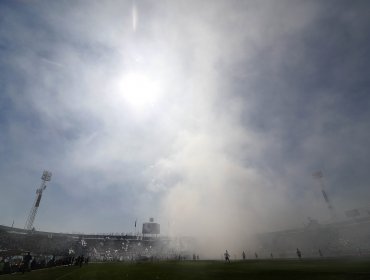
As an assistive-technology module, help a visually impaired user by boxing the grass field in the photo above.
[1,259,370,280]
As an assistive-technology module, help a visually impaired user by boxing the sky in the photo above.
[1,0,370,255]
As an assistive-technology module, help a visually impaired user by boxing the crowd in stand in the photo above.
[0,253,83,275]
[0,230,77,256]
[84,237,179,262]
[0,227,186,274]
[0,228,85,275]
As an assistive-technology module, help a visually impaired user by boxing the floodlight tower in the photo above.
[312,171,336,220]
[24,170,52,230]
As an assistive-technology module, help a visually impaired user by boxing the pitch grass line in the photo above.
[1,259,370,280]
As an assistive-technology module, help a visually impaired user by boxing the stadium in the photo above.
[0,171,194,275]
[1,172,370,278]
[2,0,370,279]
[0,221,194,267]
[1,216,370,279]
[256,211,370,258]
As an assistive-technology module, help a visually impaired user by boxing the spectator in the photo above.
[22,252,32,273]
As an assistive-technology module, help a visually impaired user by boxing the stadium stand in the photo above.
[0,224,193,274]
[256,216,370,258]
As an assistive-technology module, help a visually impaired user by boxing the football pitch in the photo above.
[1,259,370,280]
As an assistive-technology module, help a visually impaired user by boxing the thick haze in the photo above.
[1,0,370,256]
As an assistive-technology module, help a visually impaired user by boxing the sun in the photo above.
[119,72,162,111]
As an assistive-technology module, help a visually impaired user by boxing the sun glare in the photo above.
[119,72,162,111]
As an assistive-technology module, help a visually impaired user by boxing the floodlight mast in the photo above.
[312,171,336,221]
[24,170,52,231]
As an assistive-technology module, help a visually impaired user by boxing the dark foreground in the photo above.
[1,259,370,280]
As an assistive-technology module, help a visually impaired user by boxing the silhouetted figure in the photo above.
[193,254,196,261]
[76,256,83,267]
[224,250,230,263]
[242,251,246,260]
[296,248,302,259]
[3,257,11,274]
[31,258,36,270]
[254,252,258,259]
[0,258,4,273]
[270,253,274,259]
[50,255,55,267]
[22,252,32,273]
[318,249,323,257]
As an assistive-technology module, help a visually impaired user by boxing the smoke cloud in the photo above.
[1,0,370,257]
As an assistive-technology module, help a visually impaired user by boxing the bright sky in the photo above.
[1,1,370,253]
